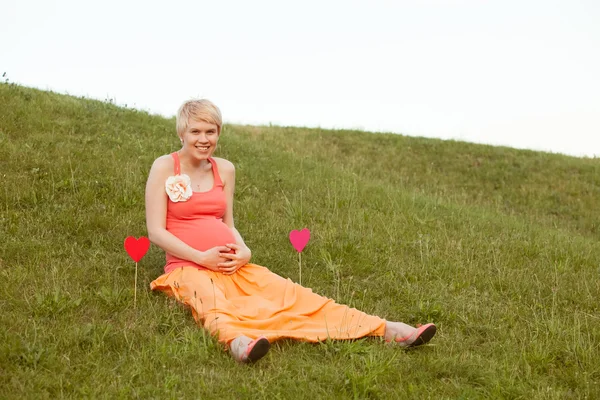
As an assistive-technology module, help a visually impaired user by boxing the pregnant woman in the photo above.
[145,99,436,363]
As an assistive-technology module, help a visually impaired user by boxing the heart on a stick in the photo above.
[289,228,310,253]
[124,236,150,262]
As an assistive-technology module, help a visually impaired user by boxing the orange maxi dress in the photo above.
[150,153,386,345]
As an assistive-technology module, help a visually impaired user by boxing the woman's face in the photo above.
[179,119,220,161]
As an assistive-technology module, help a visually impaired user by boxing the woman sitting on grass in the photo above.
[145,99,437,363]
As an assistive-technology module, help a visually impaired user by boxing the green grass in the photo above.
[1,82,599,399]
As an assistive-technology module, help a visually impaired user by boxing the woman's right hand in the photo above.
[195,246,232,271]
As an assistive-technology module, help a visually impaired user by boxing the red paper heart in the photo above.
[289,228,310,253]
[124,236,150,262]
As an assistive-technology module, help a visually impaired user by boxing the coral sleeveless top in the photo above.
[164,152,236,273]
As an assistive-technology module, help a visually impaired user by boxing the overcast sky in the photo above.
[3,0,599,157]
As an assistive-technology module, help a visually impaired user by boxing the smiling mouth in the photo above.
[196,146,210,150]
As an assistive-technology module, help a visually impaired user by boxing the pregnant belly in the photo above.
[167,218,237,251]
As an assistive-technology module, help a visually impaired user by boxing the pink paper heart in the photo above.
[289,228,310,253]
[124,236,150,262]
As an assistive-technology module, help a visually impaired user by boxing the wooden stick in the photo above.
[298,252,302,285]
[134,261,138,309]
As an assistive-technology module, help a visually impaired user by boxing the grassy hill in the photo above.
[1,82,599,399]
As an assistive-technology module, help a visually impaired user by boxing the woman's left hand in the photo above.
[218,243,252,275]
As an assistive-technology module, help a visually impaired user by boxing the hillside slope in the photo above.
[1,83,599,399]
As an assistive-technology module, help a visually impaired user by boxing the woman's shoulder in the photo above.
[150,154,176,175]
[212,157,235,173]
[153,154,175,167]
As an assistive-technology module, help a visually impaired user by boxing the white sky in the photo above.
[3,0,600,157]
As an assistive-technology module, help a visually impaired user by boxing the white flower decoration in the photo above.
[165,174,192,202]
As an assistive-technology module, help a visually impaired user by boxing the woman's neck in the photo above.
[177,149,211,170]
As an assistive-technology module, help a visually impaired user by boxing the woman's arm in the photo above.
[217,158,252,273]
[145,156,229,271]
[220,158,248,247]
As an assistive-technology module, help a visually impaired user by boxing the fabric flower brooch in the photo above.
[165,174,192,202]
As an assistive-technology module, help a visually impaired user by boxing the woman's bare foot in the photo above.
[229,335,270,363]
[384,321,436,347]
[384,321,416,341]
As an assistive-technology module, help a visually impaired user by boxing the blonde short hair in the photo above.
[176,99,223,136]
